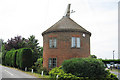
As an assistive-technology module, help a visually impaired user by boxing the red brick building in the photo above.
[42,4,91,70]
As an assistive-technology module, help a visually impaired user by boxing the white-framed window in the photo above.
[48,58,57,68]
[49,38,57,48]
[71,37,80,48]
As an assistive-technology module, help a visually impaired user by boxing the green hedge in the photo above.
[102,59,120,64]
[4,48,33,69]
[5,49,16,67]
[62,58,106,78]
[49,62,118,80]
[16,48,33,69]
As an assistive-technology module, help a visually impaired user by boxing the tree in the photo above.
[4,36,28,51]
[2,35,43,64]
[27,35,42,62]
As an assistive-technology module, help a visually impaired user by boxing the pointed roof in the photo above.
[42,4,91,36]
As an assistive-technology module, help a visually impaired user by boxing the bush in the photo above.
[102,59,120,64]
[31,57,48,75]
[49,66,82,80]
[16,48,33,69]
[49,66,118,80]
[37,67,48,75]
[105,70,118,80]
[62,58,106,78]
[5,49,16,66]
[4,48,33,70]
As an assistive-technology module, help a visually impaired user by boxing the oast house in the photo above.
[42,4,91,70]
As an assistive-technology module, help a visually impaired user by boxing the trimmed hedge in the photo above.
[5,49,16,67]
[62,58,106,78]
[16,48,33,69]
[102,59,120,64]
[4,48,33,69]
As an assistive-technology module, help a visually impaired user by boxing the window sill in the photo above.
[71,47,81,49]
[49,47,58,49]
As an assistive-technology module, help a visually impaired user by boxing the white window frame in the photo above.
[48,58,57,68]
[49,38,57,48]
[71,37,81,48]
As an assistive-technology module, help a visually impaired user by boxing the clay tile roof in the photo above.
[42,16,91,36]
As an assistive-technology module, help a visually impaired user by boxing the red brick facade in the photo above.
[43,32,90,70]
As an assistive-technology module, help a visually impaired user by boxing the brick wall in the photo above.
[43,32,91,70]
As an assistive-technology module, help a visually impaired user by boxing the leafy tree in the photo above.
[2,35,43,64]
[27,35,42,62]
[4,36,28,51]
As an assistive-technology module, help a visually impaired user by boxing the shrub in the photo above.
[62,58,106,78]
[16,48,33,69]
[5,49,15,66]
[105,70,118,80]
[37,67,48,75]
[49,66,82,80]
[49,66,118,80]
[11,50,17,67]
[31,57,48,75]
[102,59,120,64]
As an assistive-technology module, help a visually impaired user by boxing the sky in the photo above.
[0,0,119,59]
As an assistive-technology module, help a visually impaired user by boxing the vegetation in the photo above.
[3,35,42,63]
[16,48,33,69]
[102,59,120,64]
[62,58,106,78]
[49,66,118,80]
[31,57,48,75]
[4,36,27,51]
[27,35,42,62]
[4,48,33,69]
[1,36,119,79]
[89,55,97,59]
[61,58,118,80]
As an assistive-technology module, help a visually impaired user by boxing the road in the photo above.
[0,65,42,80]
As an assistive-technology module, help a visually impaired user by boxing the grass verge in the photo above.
[109,68,120,73]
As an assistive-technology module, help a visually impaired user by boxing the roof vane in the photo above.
[65,4,71,17]
[71,10,75,13]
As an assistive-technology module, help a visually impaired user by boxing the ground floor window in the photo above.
[48,58,57,68]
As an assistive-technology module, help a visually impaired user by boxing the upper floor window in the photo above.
[49,38,57,48]
[71,37,80,48]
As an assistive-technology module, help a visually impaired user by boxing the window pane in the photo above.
[53,38,57,48]
[53,58,56,67]
[48,58,52,68]
[49,39,52,48]
[77,37,80,48]
[53,63,56,67]
[71,37,76,47]
[53,58,56,63]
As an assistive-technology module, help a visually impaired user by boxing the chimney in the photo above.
[65,4,71,17]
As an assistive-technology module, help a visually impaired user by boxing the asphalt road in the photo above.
[0,65,41,80]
